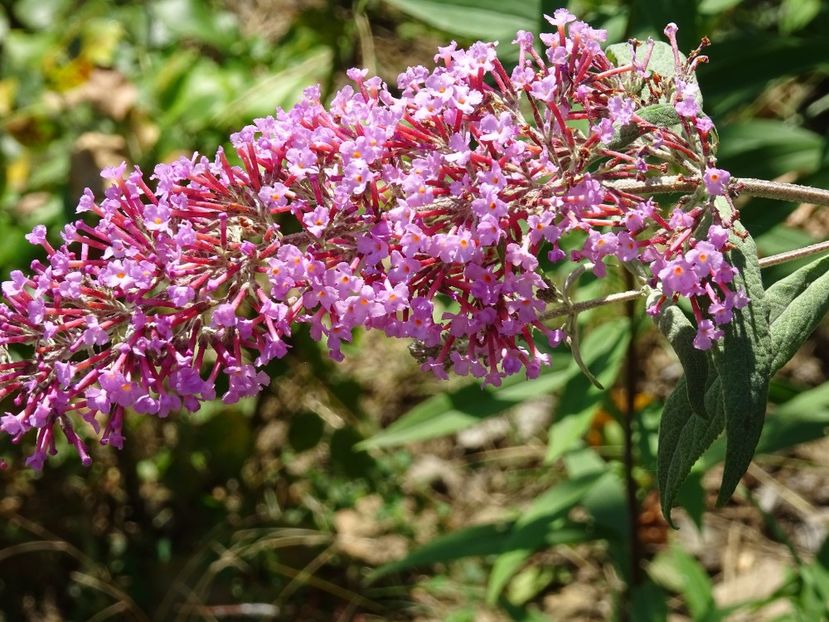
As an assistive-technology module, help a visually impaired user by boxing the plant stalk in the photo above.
[543,241,829,322]
[608,175,829,207]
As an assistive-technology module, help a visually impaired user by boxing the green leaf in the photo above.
[485,472,606,603]
[768,256,829,375]
[605,41,692,88]
[212,49,333,126]
[700,36,829,116]
[637,103,682,127]
[150,0,239,50]
[649,545,718,621]
[11,0,72,30]
[764,255,829,324]
[546,321,630,462]
[383,0,539,41]
[358,363,569,450]
[605,39,702,115]
[369,522,513,580]
[717,121,824,179]
[362,321,625,450]
[698,0,742,14]
[609,104,682,151]
[701,382,829,466]
[779,0,821,34]
[655,302,711,418]
[630,580,670,622]
[710,216,771,506]
[674,470,706,530]
[657,375,725,526]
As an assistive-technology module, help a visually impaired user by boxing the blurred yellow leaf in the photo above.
[0,79,18,116]
[7,153,32,192]
[81,19,124,66]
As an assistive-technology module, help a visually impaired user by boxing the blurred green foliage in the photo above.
[1,0,829,620]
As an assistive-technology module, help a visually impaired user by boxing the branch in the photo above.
[607,175,829,208]
[543,242,829,321]
[756,239,829,268]
[737,177,829,207]
[541,289,647,320]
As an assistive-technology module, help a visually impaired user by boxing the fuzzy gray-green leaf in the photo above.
[765,255,829,323]
[657,375,725,526]
[655,303,711,418]
[711,229,771,506]
[768,255,829,374]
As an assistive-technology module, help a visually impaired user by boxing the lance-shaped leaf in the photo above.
[546,320,631,463]
[654,300,711,418]
[657,374,725,526]
[766,255,829,374]
[485,471,607,603]
[709,216,771,506]
[764,254,829,324]
[368,522,513,581]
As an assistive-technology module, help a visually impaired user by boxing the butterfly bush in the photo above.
[0,12,745,468]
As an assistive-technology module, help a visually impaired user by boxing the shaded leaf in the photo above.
[764,254,829,324]
[486,471,606,603]
[362,322,624,450]
[358,366,567,450]
[649,545,719,621]
[609,103,682,151]
[701,382,829,467]
[700,35,829,115]
[631,580,670,622]
[716,122,823,179]
[768,256,829,375]
[655,302,710,418]
[779,0,821,34]
[710,215,771,506]
[657,374,725,525]
[369,522,513,580]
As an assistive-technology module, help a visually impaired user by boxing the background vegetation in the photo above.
[1,0,828,619]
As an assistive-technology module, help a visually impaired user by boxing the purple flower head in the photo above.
[83,315,110,346]
[168,285,195,307]
[0,16,742,469]
[658,259,700,297]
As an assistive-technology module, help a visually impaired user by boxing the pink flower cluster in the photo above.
[1,12,743,468]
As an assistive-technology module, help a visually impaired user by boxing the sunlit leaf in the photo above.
[767,255,829,375]
[486,471,606,603]
[546,320,630,462]
[383,0,539,41]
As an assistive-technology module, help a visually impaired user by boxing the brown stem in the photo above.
[607,175,829,208]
